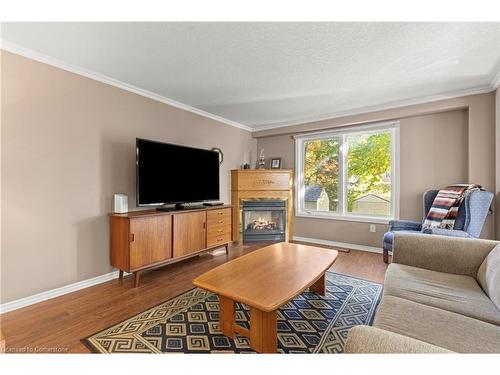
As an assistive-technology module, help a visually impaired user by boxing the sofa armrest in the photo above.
[392,233,498,277]
[344,326,452,353]
[421,227,471,238]
[389,220,422,231]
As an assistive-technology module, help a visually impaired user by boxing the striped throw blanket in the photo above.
[423,184,481,229]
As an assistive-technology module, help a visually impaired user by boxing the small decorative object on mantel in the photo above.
[242,163,251,169]
[211,147,224,165]
[270,158,282,169]
[258,149,266,169]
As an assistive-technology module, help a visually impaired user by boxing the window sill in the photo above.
[295,212,394,225]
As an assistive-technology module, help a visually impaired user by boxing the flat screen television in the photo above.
[136,138,220,207]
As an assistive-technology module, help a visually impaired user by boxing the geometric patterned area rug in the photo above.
[83,272,382,354]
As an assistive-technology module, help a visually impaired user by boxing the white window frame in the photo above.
[295,121,400,224]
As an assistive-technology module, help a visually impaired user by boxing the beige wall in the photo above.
[1,51,257,303]
[399,111,468,221]
[496,87,500,240]
[257,94,497,247]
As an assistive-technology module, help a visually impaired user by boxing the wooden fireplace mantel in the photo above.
[231,169,294,243]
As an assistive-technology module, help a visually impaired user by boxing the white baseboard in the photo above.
[293,236,383,254]
[0,270,128,314]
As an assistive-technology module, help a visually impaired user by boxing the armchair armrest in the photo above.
[392,233,498,277]
[389,219,422,231]
[344,326,452,353]
[421,227,471,238]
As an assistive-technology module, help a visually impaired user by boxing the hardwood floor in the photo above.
[1,241,388,353]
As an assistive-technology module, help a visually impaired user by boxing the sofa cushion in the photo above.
[477,244,500,311]
[374,295,500,353]
[384,263,500,326]
[345,326,453,354]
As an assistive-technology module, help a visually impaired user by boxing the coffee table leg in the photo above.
[309,273,326,295]
[249,308,277,353]
[219,295,235,338]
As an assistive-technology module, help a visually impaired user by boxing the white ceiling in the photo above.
[2,22,500,130]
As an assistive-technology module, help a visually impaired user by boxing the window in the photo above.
[295,122,399,223]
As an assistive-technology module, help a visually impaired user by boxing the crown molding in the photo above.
[250,84,496,132]
[2,39,497,134]
[0,40,253,132]
[491,69,500,90]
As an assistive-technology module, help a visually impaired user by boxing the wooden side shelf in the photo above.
[110,205,232,287]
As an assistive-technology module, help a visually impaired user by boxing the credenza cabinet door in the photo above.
[129,216,172,270]
[173,211,207,258]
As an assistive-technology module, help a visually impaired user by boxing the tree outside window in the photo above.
[298,124,397,220]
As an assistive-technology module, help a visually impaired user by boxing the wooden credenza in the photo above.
[110,205,232,287]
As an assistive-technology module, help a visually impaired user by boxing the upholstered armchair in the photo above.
[382,189,493,263]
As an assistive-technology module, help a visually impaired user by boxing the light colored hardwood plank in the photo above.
[330,249,389,284]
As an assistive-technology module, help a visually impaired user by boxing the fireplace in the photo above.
[231,169,293,243]
[242,200,286,242]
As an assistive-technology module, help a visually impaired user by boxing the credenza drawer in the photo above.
[207,232,232,247]
[207,208,231,222]
[207,217,231,228]
[207,223,232,237]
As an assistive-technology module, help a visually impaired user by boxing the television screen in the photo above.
[136,138,220,206]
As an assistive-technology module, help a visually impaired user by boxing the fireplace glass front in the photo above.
[242,200,286,242]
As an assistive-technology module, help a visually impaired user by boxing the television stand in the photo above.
[110,205,232,287]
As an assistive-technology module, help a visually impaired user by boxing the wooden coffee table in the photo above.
[193,242,338,353]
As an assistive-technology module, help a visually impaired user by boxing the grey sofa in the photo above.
[345,233,500,353]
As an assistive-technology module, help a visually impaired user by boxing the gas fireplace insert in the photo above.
[242,200,286,242]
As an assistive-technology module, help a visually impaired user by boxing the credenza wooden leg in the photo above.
[225,243,229,255]
[118,270,124,282]
[249,308,277,353]
[133,271,141,288]
[219,295,235,339]
[309,273,326,295]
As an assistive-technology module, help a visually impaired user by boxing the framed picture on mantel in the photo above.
[270,158,282,169]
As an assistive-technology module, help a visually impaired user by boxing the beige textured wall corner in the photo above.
[1,51,257,303]
[256,93,497,248]
[496,87,500,240]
